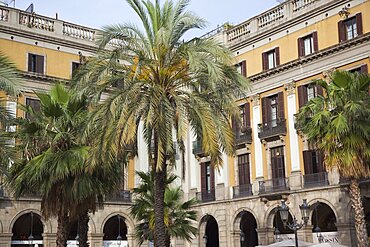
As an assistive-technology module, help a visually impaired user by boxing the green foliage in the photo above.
[296,70,370,178]
[130,171,198,244]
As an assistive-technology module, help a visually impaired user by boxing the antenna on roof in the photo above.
[25,3,33,13]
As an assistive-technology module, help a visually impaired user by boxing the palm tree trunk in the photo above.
[78,210,90,247]
[349,179,368,247]
[154,162,168,247]
[56,209,69,247]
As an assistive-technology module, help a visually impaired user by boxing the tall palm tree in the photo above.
[75,0,248,245]
[131,171,197,246]
[296,70,370,247]
[7,84,122,247]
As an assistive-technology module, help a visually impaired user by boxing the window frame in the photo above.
[27,53,45,74]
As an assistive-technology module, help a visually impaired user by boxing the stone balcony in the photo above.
[205,0,331,48]
[0,5,97,47]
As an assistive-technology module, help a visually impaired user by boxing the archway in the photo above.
[11,212,44,246]
[203,215,219,247]
[239,211,258,247]
[311,202,337,243]
[103,215,128,247]
[272,208,294,241]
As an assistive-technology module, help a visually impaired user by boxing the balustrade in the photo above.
[227,22,251,43]
[0,7,9,21]
[19,12,54,31]
[258,5,285,28]
[292,0,318,12]
[63,22,95,41]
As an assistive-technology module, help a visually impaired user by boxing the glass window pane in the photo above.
[268,52,275,69]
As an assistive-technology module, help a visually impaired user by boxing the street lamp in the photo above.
[203,234,208,245]
[278,199,311,247]
[75,219,80,246]
[240,231,245,244]
[28,212,34,247]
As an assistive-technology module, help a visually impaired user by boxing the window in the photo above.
[338,13,363,42]
[238,154,250,186]
[270,146,286,183]
[236,60,247,77]
[298,32,318,57]
[303,150,324,174]
[28,54,44,74]
[201,162,214,193]
[71,62,80,77]
[25,98,41,120]
[232,103,251,144]
[262,47,280,70]
[349,64,368,75]
[297,83,323,108]
[261,93,284,128]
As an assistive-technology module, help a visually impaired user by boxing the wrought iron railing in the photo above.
[192,139,205,156]
[259,178,289,194]
[196,190,215,203]
[258,119,287,140]
[235,126,252,145]
[303,172,328,188]
[233,184,253,198]
[105,190,132,203]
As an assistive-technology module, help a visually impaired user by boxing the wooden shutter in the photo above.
[200,163,206,193]
[241,60,247,77]
[261,97,269,124]
[360,64,368,74]
[316,84,324,96]
[303,150,313,174]
[238,156,245,186]
[277,92,284,120]
[210,164,215,191]
[316,150,325,172]
[28,54,33,72]
[36,55,44,74]
[262,52,268,71]
[338,20,346,42]
[297,37,304,57]
[275,47,280,66]
[312,31,319,52]
[356,13,363,35]
[297,85,307,108]
[244,102,251,127]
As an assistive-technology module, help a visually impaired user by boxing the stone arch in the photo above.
[100,212,135,235]
[233,210,259,247]
[310,201,337,232]
[199,214,219,247]
[307,198,339,223]
[88,215,97,234]
[232,207,260,230]
[8,209,51,234]
[10,211,44,242]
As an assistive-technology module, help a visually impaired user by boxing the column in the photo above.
[88,233,104,247]
[0,233,12,247]
[251,94,263,178]
[42,233,56,247]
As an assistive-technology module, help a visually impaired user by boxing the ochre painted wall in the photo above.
[0,39,80,79]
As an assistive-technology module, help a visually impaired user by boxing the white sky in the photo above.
[10,0,279,38]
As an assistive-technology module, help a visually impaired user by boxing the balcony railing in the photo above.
[192,139,206,157]
[292,0,318,12]
[0,6,97,45]
[258,119,287,141]
[233,184,253,198]
[196,190,215,203]
[304,172,328,188]
[259,178,289,194]
[105,190,132,203]
[235,126,252,146]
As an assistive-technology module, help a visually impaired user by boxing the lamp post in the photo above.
[240,231,245,245]
[28,212,34,247]
[117,215,122,246]
[278,199,310,247]
[203,234,208,245]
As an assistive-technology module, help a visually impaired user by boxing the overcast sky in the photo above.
[11,0,279,38]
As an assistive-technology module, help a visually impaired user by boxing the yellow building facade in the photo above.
[0,0,370,246]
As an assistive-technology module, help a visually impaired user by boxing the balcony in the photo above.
[258,119,287,141]
[192,139,206,158]
[259,178,289,194]
[235,126,252,147]
[0,5,97,46]
[196,190,215,203]
[304,172,328,188]
[105,190,132,203]
[233,184,253,199]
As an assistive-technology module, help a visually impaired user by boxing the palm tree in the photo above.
[7,84,122,247]
[131,171,197,246]
[75,0,248,245]
[296,70,370,247]
[0,52,21,171]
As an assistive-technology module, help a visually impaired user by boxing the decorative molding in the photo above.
[284,80,296,95]
[250,94,260,107]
